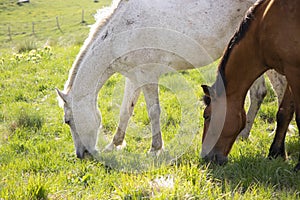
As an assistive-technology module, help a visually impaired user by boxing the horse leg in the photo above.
[266,70,287,105]
[294,112,300,171]
[266,70,296,133]
[142,83,163,155]
[104,78,141,151]
[239,75,267,139]
[266,70,291,159]
[268,87,294,159]
[283,70,300,171]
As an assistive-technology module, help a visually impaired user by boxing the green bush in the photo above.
[10,107,44,132]
[17,40,38,53]
[26,176,49,200]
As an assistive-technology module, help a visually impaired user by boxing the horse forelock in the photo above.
[64,0,122,93]
[215,0,266,96]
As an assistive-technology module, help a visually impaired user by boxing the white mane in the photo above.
[94,0,122,22]
[63,0,122,93]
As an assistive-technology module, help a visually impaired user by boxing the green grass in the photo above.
[0,0,110,49]
[1,0,300,199]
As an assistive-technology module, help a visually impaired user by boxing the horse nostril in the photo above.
[76,149,91,159]
[65,120,70,125]
[76,151,84,159]
[214,154,228,166]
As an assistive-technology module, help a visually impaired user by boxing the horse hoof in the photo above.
[116,140,126,150]
[294,162,300,172]
[148,147,164,157]
[237,130,250,140]
[103,143,114,152]
[268,145,286,160]
[103,141,126,152]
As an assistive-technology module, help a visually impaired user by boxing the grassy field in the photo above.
[1,0,300,199]
[0,0,110,49]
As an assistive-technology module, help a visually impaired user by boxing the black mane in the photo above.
[214,0,265,96]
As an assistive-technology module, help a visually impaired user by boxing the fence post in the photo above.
[32,22,35,36]
[56,16,63,33]
[8,26,12,41]
[81,9,86,24]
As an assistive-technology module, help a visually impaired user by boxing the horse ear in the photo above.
[201,85,216,100]
[55,88,68,103]
[201,85,211,96]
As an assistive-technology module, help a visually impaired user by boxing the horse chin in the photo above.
[203,150,228,166]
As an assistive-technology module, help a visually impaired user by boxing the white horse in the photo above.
[56,0,286,158]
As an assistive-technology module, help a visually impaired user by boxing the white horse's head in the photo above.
[56,89,100,158]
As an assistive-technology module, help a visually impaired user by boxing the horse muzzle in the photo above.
[76,148,91,159]
[202,150,228,165]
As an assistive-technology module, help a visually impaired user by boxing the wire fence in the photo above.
[0,9,96,44]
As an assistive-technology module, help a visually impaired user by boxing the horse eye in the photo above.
[64,117,71,125]
[203,114,210,120]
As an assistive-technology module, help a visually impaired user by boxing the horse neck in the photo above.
[64,0,127,95]
[219,1,270,106]
[224,46,265,105]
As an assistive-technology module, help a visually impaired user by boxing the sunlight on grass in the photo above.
[1,0,300,199]
[1,44,300,198]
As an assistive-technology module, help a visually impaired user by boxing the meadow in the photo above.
[1,0,300,199]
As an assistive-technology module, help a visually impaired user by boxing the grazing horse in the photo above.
[56,0,285,158]
[201,0,300,169]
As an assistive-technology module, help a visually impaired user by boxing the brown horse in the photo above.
[201,0,300,169]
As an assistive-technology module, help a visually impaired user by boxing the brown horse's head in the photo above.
[202,89,212,143]
[201,85,246,165]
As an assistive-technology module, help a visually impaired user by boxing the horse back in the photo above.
[258,0,300,73]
